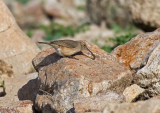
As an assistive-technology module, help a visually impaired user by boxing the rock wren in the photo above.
[38,40,95,60]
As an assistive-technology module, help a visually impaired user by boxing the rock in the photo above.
[43,0,88,26]
[86,0,131,26]
[133,42,160,97]
[103,98,160,113]
[125,0,160,31]
[111,28,160,73]
[0,72,39,107]
[64,25,114,47]
[32,41,133,112]
[0,100,33,113]
[0,59,13,78]
[123,84,145,102]
[0,0,40,76]
[74,92,125,113]
[0,86,5,97]
[5,0,49,28]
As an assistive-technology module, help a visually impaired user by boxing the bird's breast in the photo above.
[56,46,80,56]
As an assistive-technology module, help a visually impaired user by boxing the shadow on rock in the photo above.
[33,52,61,71]
[18,78,40,102]
[33,51,85,71]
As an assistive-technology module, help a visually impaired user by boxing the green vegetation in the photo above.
[0,81,4,87]
[77,6,86,11]
[39,22,89,41]
[101,33,137,52]
[110,24,137,34]
[26,30,33,38]
[16,0,30,4]
[100,24,138,53]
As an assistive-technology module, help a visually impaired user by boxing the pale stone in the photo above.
[123,84,145,102]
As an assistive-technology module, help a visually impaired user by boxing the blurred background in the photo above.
[4,0,160,52]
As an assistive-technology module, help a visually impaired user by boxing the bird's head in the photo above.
[80,41,95,60]
[80,41,88,50]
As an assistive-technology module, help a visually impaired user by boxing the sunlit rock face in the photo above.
[0,0,40,76]
[32,41,132,113]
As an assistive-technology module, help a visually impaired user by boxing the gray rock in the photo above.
[134,42,160,97]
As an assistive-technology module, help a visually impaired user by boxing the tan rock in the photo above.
[43,0,87,25]
[74,92,125,113]
[0,0,40,76]
[103,98,160,113]
[125,0,160,30]
[86,0,131,26]
[0,72,38,107]
[134,42,160,96]
[111,28,160,73]
[0,59,13,78]
[33,41,132,112]
[0,100,33,113]
[123,84,145,102]
[5,0,49,28]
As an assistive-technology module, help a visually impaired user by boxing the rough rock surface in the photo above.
[0,59,13,78]
[103,98,160,113]
[43,0,87,26]
[123,84,145,102]
[32,41,132,113]
[134,42,160,97]
[111,28,160,73]
[0,100,33,113]
[6,0,49,28]
[0,73,39,107]
[86,0,131,26]
[125,0,160,31]
[0,0,40,76]
[74,92,124,113]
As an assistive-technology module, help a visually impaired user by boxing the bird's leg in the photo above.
[64,56,79,60]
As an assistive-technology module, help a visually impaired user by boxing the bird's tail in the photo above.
[38,41,51,45]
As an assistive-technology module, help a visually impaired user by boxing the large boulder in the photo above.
[86,0,131,26]
[125,0,160,31]
[32,41,132,113]
[0,0,40,76]
[111,28,160,73]
[134,42,160,97]
[4,0,49,28]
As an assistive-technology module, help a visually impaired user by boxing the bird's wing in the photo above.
[51,40,79,48]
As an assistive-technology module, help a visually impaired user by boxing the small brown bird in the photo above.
[38,40,95,60]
